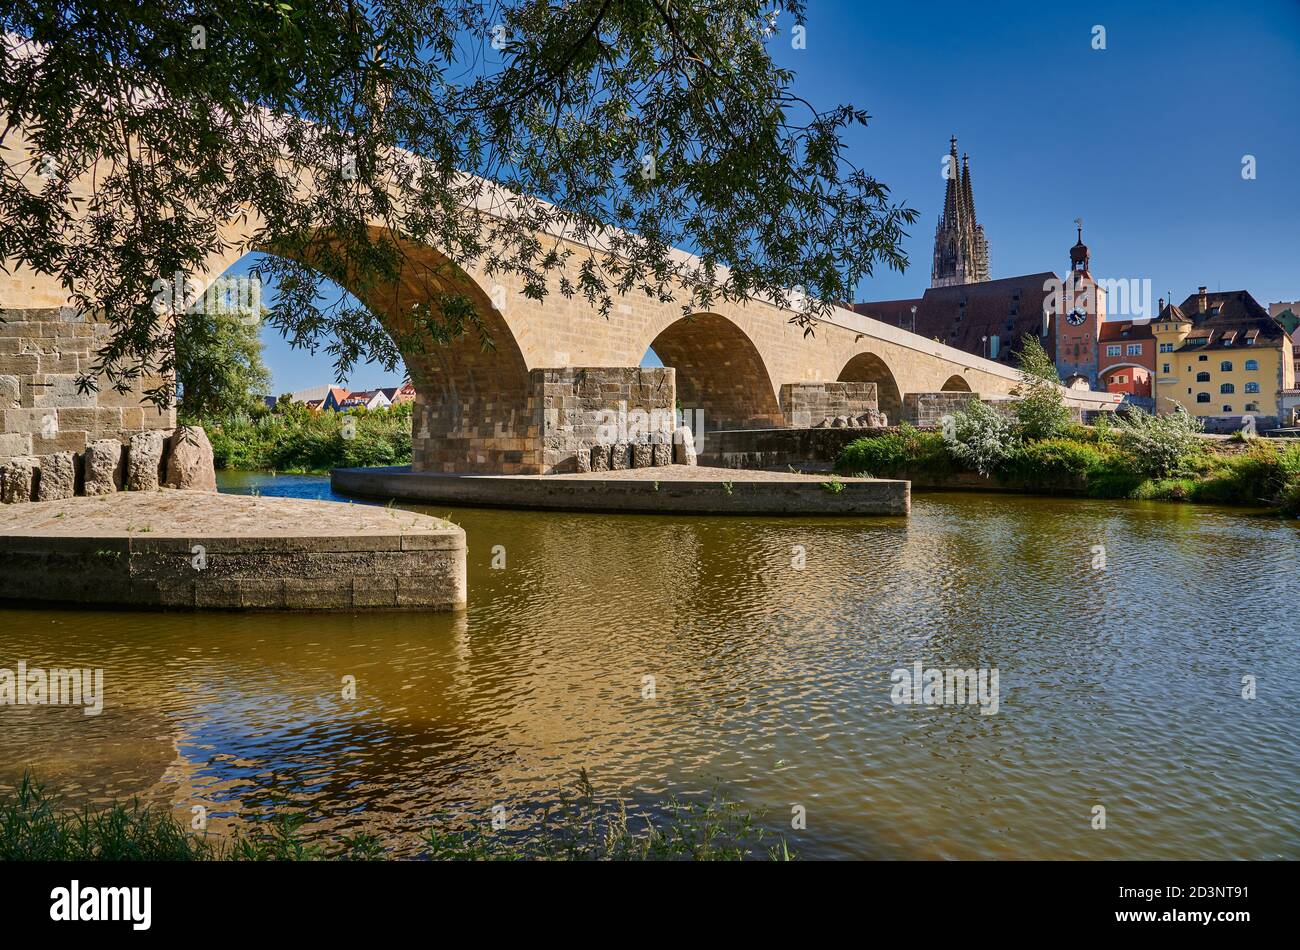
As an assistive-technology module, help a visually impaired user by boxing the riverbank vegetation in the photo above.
[0,773,792,862]
[836,338,1300,513]
[199,401,413,473]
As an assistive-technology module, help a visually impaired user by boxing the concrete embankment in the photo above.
[0,492,466,610]
[332,464,909,516]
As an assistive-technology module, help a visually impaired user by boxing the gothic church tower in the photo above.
[931,136,991,288]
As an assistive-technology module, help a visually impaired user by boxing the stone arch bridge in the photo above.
[3,151,1117,474]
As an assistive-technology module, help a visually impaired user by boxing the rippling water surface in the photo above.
[2,471,1297,859]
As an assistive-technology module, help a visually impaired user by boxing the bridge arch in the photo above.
[645,312,783,431]
[205,230,534,473]
[940,374,972,392]
[838,352,902,423]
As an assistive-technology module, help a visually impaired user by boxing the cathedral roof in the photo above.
[857,271,1060,367]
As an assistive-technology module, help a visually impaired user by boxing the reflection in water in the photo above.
[1,471,1297,858]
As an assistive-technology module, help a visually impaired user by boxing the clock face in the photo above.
[1067,309,1086,326]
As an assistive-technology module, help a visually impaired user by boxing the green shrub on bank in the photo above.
[835,423,949,477]
[1083,458,1147,499]
[1188,440,1298,507]
[1112,407,1204,478]
[834,419,1300,513]
[998,438,1107,490]
[941,400,1015,476]
[202,401,413,473]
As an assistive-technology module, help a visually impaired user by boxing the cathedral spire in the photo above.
[961,154,975,227]
[942,136,961,224]
[932,137,991,287]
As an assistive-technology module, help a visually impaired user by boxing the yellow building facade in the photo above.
[1153,288,1294,425]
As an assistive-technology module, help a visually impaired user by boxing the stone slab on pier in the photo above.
[332,464,909,516]
[0,492,466,611]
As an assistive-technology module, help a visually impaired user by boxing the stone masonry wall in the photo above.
[0,307,175,462]
[902,392,981,427]
[535,367,676,473]
[411,384,537,475]
[780,382,878,428]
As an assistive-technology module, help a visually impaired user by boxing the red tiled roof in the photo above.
[1099,319,1154,342]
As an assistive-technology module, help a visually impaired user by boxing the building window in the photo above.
[1220,383,1235,394]
[1159,342,1174,352]
[1220,361,1233,372]
[1106,345,1121,357]
[1246,402,1259,412]
[1196,392,1211,403]
[1245,359,1259,371]
[1199,355,1208,362]
[1162,363,1171,374]
[1126,343,1142,355]
[1223,405,1232,412]
[1196,372,1210,382]
[1245,382,1260,394]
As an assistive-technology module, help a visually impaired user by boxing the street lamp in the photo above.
[910,305,917,334]
[981,335,988,359]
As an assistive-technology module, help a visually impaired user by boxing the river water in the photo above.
[1,472,1297,859]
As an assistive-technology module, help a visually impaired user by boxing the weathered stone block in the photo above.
[652,442,672,466]
[32,374,97,408]
[165,425,216,492]
[0,354,39,376]
[632,442,653,468]
[575,445,591,472]
[610,441,631,470]
[0,375,18,409]
[0,456,38,503]
[36,451,76,501]
[590,444,610,471]
[126,429,168,491]
[673,427,697,466]
[1,407,46,434]
[32,429,87,456]
[0,432,32,458]
[82,439,124,494]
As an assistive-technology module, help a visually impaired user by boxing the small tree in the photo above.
[942,400,1016,476]
[1012,336,1070,440]
[175,310,272,421]
[1113,406,1204,478]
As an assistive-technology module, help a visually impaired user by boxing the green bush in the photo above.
[1112,407,1204,478]
[1278,477,1300,516]
[1188,441,1288,507]
[203,401,413,473]
[1130,478,1199,502]
[836,432,909,476]
[835,424,952,476]
[999,438,1106,490]
[942,400,1016,476]
[1084,454,1146,498]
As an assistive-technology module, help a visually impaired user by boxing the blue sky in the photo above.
[240,0,1300,394]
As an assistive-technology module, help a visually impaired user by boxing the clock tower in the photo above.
[1053,220,1106,388]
